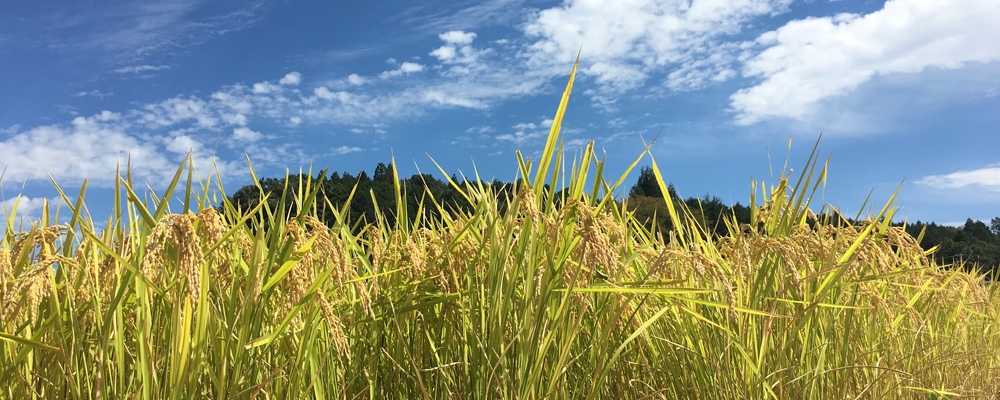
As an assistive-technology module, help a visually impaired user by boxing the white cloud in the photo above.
[279,72,302,85]
[466,125,495,134]
[401,62,424,73]
[1,196,62,224]
[38,2,265,67]
[917,165,1000,189]
[211,90,253,114]
[222,113,248,126]
[497,117,557,145]
[421,90,485,108]
[0,116,172,184]
[73,90,113,98]
[165,134,202,153]
[331,145,362,155]
[440,31,477,45]
[252,81,281,94]
[314,87,335,100]
[524,0,791,94]
[430,31,486,66]
[0,103,247,189]
[496,130,544,145]
[139,97,218,129]
[0,125,21,135]
[347,73,368,85]
[232,127,263,142]
[379,62,426,79]
[114,64,170,74]
[512,117,554,132]
[731,0,1000,125]
[430,46,457,61]
[0,34,553,186]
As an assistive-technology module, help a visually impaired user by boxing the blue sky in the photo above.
[1,0,999,226]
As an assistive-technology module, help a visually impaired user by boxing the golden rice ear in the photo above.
[0,248,14,320]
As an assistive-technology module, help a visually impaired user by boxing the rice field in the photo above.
[1,61,998,399]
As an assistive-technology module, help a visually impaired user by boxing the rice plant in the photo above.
[1,58,998,399]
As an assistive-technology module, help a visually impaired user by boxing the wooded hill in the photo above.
[229,163,1000,276]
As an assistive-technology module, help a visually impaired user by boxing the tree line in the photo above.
[228,163,1000,275]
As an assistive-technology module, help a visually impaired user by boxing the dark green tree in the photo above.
[629,167,662,198]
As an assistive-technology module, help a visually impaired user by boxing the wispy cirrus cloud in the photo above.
[3,0,266,69]
[917,165,1000,189]
[72,90,113,98]
[114,64,170,74]
[385,0,528,36]
[331,145,363,155]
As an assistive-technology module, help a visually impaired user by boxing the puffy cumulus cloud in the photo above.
[164,134,206,156]
[0,125,20,135]
[0,106,242,188]
[138,97,218,129]
[430,31,486,65]
[347,73,368,86]
[279,72,302,85]
[314,87,345,101]
[917,165,1000,189]
[0,115,171,184]
[430,46,457,62]
[524,0,791,94]
[211,90,253,115]
[232,127,263,142]
[401,62,425,73]
[379,62,426,79]
[252,81,281,94]
[731,0,1000,125]
[1,196,63,224]
[222,113,248,126]
[440,31,477,45]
